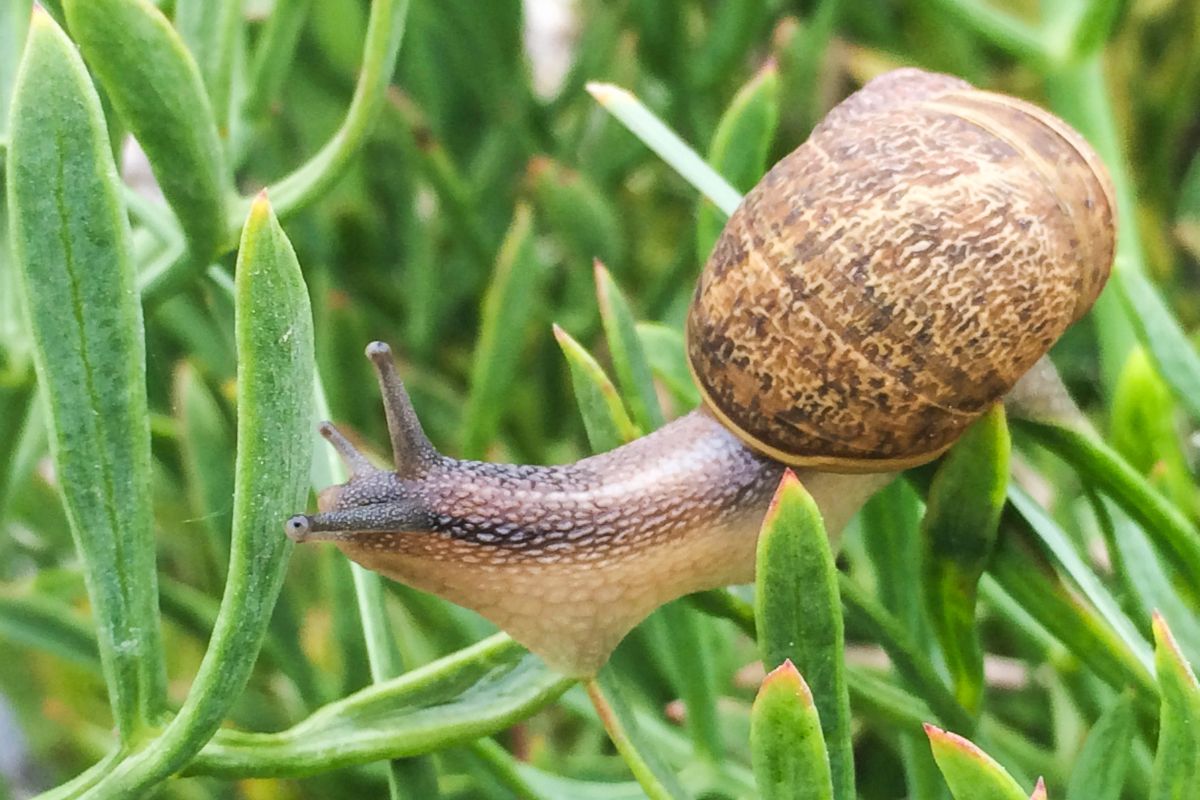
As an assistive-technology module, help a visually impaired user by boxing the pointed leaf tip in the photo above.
[761,658,814,703]
[1030,777,1047,800]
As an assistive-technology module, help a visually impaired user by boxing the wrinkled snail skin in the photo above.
[286,67,1116,678]
[289,384,894,676]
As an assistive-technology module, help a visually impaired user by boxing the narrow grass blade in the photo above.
[635,322,700,409]
[1013,418,1200,594]
[988,533,1156,703]
[586,82,742,215]
[64,0,226,266]
[755,471,854,800]
[1095,498,1200,667]
[554,324,639,452]
[527,158,623,269]
[1112,267,1200,426]
[253,0,409,223]
[82,195,315,796]
[1150,614,1200,799]
[751,660,834,800]
[922,407,1009,715]
[1009,485,1154,674]
[1109,347,1197,517]
[241,0,315,123]
[174,363,235,579]
[0,593,101,670]
[586,669,690,800]
[697,61,778,258]
[1066,694,1133,800]
[923,0,1052,64]
[838,577,973,733]
[926,725,1028,800]
[191,636,573,778]
[7,9,166,741]
[595,262,664,431]
[462,205,545,458]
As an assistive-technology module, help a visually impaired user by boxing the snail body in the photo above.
[287,69,1115,677]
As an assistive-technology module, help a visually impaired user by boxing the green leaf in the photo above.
[923,0,1053,65]
[241,0,316,124]
[1066,694,1134,800]
[192,636,573,778]
[1009,484,1154,673]
[174,363,235,579]
[635,322,700,409]
[586,669,690,800]
[0,593,101,670]
[926,724,1028,800]
[248,0,409,222]
[7,9,166,741]
[1109,347,1197,517]
[1012,418,1200,596]
[1092,496,1200,667]
[751,659,834,800]
[0,0,31,143]
[586,81,742,215]
[461,205,545,458]
[595,262,664,431]
[922,407,1010,715]
[838,577,973,734]
[81,194,315,796]
[1069,0,1124,57]
[64,0,227,267]
[1112,267,1200,427]
[987,533,1157,703]
[755,471,854,800]
[554,323,639,453]
[173,0,240,131]
[697,61,778,258]
[527,158,623,269]
[1150,614,1200,800]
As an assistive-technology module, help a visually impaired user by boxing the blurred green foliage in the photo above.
[0,0,1199,797]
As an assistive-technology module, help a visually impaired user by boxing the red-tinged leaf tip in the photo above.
[762,658,814,703]
[248,190,272,222]
[1153,610,1200,688]
[765,468,803,519]
[758,57,779,77]
[30,3,55,27]
[1030,777,1047,799]
[926,725,989,760]
[593,260,614,310]
[551,322,568,343]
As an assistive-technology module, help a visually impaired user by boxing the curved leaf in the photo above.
[80,195,315,796]
[926,725,1028,800]
[922,406,1009,715]
[7,9,165,741]
[64,0,227,270]
[755,471,854,800]
[1150,614,1200,800]
[192,636,574,777]
[751,660,834,800]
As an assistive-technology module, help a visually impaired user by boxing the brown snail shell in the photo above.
[687,68,1116,472]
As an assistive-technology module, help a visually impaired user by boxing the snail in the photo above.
[285,68,1115,677]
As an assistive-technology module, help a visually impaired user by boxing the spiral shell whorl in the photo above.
[686,68,1115,471]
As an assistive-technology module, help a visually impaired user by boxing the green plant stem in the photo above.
[228,0,409,231]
